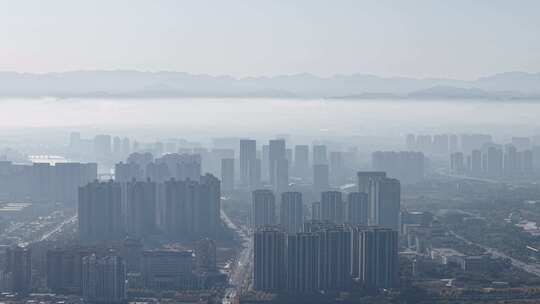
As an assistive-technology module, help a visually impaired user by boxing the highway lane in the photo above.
[221,209,252,304]
[1,211,77,245]
[36,214,77,242]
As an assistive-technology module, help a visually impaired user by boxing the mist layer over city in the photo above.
[1,1,540,304]
[2,97,540,137]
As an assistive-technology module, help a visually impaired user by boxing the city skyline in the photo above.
[1,1,540,303]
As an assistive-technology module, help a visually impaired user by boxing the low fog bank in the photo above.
[1,97,539,143]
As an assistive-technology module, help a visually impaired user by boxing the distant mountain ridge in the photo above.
[0,70,539,99]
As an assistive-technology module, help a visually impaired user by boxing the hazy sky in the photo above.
[1,0,539,79]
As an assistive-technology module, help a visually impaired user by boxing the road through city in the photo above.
[221,209,252,304]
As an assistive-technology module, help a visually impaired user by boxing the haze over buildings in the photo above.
[1,1,540,304]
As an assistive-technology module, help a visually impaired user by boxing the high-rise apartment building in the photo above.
[450,152,465,175]
[293,145,309,179]
[357,171,386,194]
[78,181,124,244]
[5,245,32,295]
[269,139,286,187]
[163,174,221,239]
[248,158,262,190]
[126,179,157,238]
[275,158,289,193]
[221,158,234,192]
[503,145,518,176]
[330,151,345,185]
[46,248,86,294]
[82,254,126,303]
[369,177,400,231]
[487,146,504,177]
[251,189,276,228]
[470,149,483,176]
[286,232,320,293]
[262,144,270,182]
[253,227,286,291]
[177,153,202,182]
[320,191,344,224]
[304,223,351,291]
[115,162,142,182]
[280,192,303,234]
[312,145,328,165]
[355,227,399,289]
[240,139,257,187]
[346,192,368,225]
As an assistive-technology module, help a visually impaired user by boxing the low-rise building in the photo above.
[429,248,465,266]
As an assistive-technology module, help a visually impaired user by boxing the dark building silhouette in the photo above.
[253,226,286,291]
[346,192,368,225]
[255,220,400,294]
[280,192,303,234]
[274,158,289,193]
[354,227,399,289]
[357,171,386,194]
[141,250,194,290]
[115,162,142,182]
[240,139,257,188]
[320,191,344,224]
[126,180,157,238]
[46,247,88,294]
[369,177,400,231]
[357,172,400,229]
[251,189,276,228]
[122,238,143,273]
[269,139,286,187]
[5,245,32,295]
[318,226,351,291]
[304,221,352,291]
[78,181,124,244]
[286,232,320,293]
[164,174,221,239]
[81,254,126,303]
[0,161,96,204]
